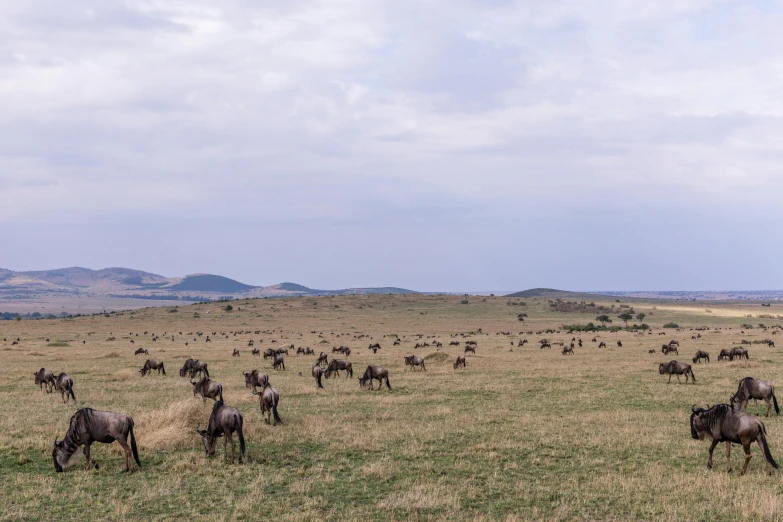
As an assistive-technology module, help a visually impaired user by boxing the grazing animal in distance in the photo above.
[690,404,779,475]
[731,377,779,417]
[251,348,260,357]
[140,359,166,377]
[453,356,466,369]
[242,370,269,393]
[662,344,678,355]
[191,377,224,403]
[54,373,76,403]
[272,353,285,371]
[368,343,381,354]
[465,344,477,354]
[53,408,140,473]
[324,359,353,378]
[253,385,281,425]
[262,348,276,359]
[179,358,209,379]
[616,341,623,347]
[34,368,55,393]
[358,365,391,390]
[562,345,574,355]
[134,347,148,355]
[659,361,696,384]
[232,349,240,357]
[648,349,656,354]
[718,348,733,361]
[693,350,710,364]
[404,355,427,371]
[598,342,607,348]
[195,401,245,464]
[731,347,749,361]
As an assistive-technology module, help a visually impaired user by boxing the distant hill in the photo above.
[505,288,601,299]
[169,274,256,293]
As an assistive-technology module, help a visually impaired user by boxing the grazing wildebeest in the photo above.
[134,347,148,355]
[232,349,240,357]
[693,350,710,364]
[242,370,269,393]
[731,377,779,417]
[54,373,76,403]
[648,349,656,354]
[251,348,260,357]
[669,340,680,346]
[453,356,466,369]
[517,339,527,347]
[731,347,749,360]
[358,365,391,390]
[659,361,696,384]
[34,368,55,393]
[195,401,245,464]
[248,340,254,347]
[465,344,477,354]
[393,339,401,346]
[718,348,733,361]
[404,355,427,371]
[368,343,381,354]
[562,345,574,355]
[53,408,140,473]
[140,359,166,377]
[325,359,353,378]
[191,377,224,403]
[662,344,678,355]
[262,348,276,359]
[179,358,209,379]
[275,347,289,356]
[312,364,324,389]
[598,342,607,348]
[317,352,328,366]
[690,404,779,475]
[253,385,281,425]
[617,341,623,347]
[272,353,285,371]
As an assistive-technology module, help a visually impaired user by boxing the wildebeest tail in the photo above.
[385,376,391,390]
[759,428,779,469]
[238,415,246,459]
[204,367,209,378]
[218,384,224,402]
[68,383,76,401]
[774,392,780,415]
[161,363,166,376]
[129,420,142,469]
[689,368,696,383]
[272,404,282,425]
[316,373,323,389]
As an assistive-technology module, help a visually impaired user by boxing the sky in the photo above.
[1,0,782,292]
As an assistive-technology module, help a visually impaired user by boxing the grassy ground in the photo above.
[2,294,783,521]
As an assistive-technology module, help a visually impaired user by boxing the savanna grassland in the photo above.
[3,294,783,521]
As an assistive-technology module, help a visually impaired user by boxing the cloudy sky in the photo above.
[1,1,782,292]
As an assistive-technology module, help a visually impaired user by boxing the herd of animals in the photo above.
[10,322,783,476]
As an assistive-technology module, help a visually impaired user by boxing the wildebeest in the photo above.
[669,340,680,346]
[731,377,779,417]
[325,359,353,378]
[718,348,733,361]
[317,352,328,366]
[253,384,281,425]
[358,365,391,390]
[661,344,678,355]
[616,341,623,347]
[191,377,224,403]
[134,347,148,355]
[648,349,656,354]
[404,355,427,371]
[690,404,779,475]
[731,347,749,360]
[251,348,260,357]
[34,368,55,393]
[312,364,324,389]
[659,361,696,384]
[262,348,276,359]
[598,342,607,348]
[242,370,269,393]
[368,343,381,354]
[53,408,140,473]
[465,344,477,354]
[453,356,466,369]
[195,401,245,464]
[140,359,166,377]
[179,358,209,379]
[232,349,240,357]
[275,347,290,356]
[693,350,710,364]
[272,353,285,371]
[562,345,574,355]
[54,373,76,403]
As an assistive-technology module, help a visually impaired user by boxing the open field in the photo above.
[3,294,783,520]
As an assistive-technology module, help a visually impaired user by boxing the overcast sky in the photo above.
[1,1,782,292]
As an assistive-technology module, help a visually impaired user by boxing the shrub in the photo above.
[663,322,679,328]
[224,305,233,312]
[461,300,469,305]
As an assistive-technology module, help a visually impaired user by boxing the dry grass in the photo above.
[2,294,783,520]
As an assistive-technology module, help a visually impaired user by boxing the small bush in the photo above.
[663,323,679,328]
[224,305,233,312]
[461,300,469,305]
[47,341,70,347]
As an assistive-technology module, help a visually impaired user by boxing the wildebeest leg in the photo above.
[707,439,718,469]
[117,438,132,472]
[84,443,91,471]
[740,442,752,475]
[765,399,771,417]
[223,435,228,462]
[227,432,235,464]
[725,442,732,472]
[668,374,672,384]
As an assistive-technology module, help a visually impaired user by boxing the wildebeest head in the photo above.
[195,426,218,456]
[52,438,82,472]
[690,405,714,440]
[658,363,667,374]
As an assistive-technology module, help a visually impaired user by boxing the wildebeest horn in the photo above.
[691,405,698,412]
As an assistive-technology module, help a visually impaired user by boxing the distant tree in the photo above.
[618,313,634,326]
[224,304,233,312]
[636,313,646,324]
[596,315,611,326]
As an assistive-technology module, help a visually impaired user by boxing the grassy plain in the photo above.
[3,294,783,521]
